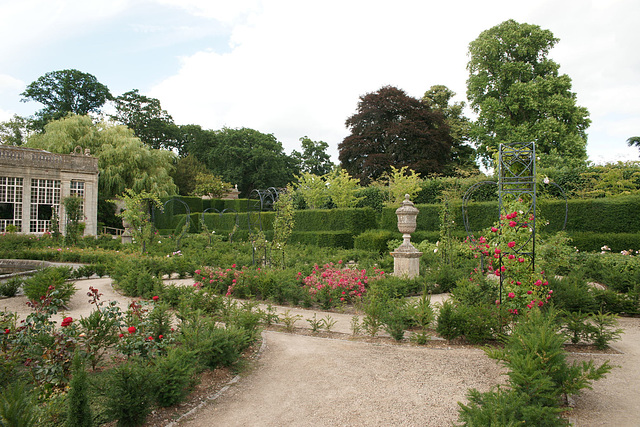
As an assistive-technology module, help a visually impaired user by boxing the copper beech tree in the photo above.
[338,86,453,185]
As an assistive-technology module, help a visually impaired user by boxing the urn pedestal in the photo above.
[391,195,422,279]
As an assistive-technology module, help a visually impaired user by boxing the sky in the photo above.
[0,0,638,166]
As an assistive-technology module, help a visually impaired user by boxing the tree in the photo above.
[467,20,591,168]
[338,86,453,185]
[325,169,363,208]
[116,188,162,253]
[295,172,329,209]
[627,136,640,153]
[422,85,477,172]
[26,115,178,198]
[291,136,334,175]
[171,153,210,196]
[188,127,297,197]
[110,89,180,151]
[192,173,231,198]
[21,69,112,130]
[0,115,32,146]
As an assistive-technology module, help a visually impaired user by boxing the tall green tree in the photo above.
[188,127,297,197]
[467,20,591,168]
[26,115,177,198]
[0,114,32,146]
[627,136,640,154]
[339,85,453,185]
[21,69,112,131]
[171,153,210,196]
[422,85,477,172]
[110,89,180,151]
[291,136,334,176]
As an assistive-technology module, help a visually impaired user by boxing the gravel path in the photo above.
[3,274,639,426]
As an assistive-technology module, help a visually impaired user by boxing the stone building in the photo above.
[0,145,99,236]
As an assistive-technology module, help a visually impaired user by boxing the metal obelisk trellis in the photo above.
[497,142,536,304]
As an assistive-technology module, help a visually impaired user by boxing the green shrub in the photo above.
[0,277,22,297]
[546,274,598,314]
[66,353,93,427]
[0,382,39,427]
[435,300,462,341]
[354,229,397,253]
[103,360,154,427]
[22,266,75,306]
[152,347,197,407]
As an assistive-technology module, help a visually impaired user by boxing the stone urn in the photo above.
[390,194,422,278]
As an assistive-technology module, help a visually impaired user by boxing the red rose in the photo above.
[61,317,73,327]
[128,326,136,334]
[119,333,124,338]
[159,335,163,339]
[152,296,159,301]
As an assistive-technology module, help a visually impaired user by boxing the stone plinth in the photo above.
[391,195,422,279]
[391,239,423,279]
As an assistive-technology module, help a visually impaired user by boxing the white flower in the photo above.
[434,248,438,253]
[543,176,550,184]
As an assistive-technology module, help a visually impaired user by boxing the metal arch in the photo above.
[201,207,239,243]
[246,187,280,266]
[162,198,191,250]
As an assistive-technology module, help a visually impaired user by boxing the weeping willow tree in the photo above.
[25,114,178,198]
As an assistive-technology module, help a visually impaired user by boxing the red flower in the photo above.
[128,326,136,334]
[159,335,163,339]
[491,227,498,233]
[61,317,73,327]
[152,296,159,301]
[4,328,9,334]
[508,292,515,298]
[508,241,516,248]
[231,263,236,268]
[527,290,533,295]
[509,221,517,227]
[495,249,501,255]
[148,336,153,341]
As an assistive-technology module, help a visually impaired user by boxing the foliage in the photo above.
[186,127,296,197]
[467,20,590,168]
[26,115,178,198]
[110,89,179,151]
[0,277,22,298]
[192,173,231,199]
[271,185,296,267]
[325,168,363,208]
[383,166,423,206]
[22,266,75,306]
[63,195,85,244]
[170,154,210,196]
[0,382,39,427]
[21,69,112,131]
[102,360,153,426]
[0,114,32,146]
[151,347,197,407]
[422,85,477,173]
[290,136,335,175]
[295,172,329,209]
[459,309,612,425]
[115,189,162,253]
[66,353,93,427]
[578,161,640,198]
[301,262,382,308]
[339,85,453,185]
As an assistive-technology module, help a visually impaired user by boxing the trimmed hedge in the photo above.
[354,229,397,253]
[290,231,354,248]
[292,208,377,235]
[566,232,640,253]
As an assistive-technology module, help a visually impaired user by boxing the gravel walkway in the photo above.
[3,274,639,426]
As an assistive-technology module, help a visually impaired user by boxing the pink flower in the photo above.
[501,266,506,272]
[508,254,515,260]
[231,263,236,268]
[508,292,515,299]
[195,269,201,275]
[491,227,498,233]
[509,221,517,227]
[495,249,501,255]
[538,301,544,307]
[534,280,542,286]
[527,290,533,295]
[516,281,521,286]
[152,296,159,301]
[508,241,516,248]
[518,258,525,263]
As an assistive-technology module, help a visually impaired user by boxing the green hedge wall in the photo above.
[290,231,354,248]
[292,208,377,235]
[565,232,640,253]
